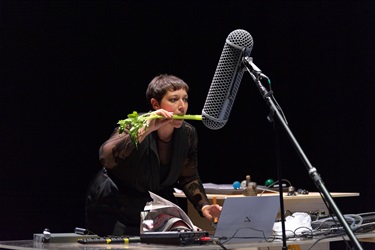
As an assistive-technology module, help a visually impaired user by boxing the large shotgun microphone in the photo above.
[202,29,253,130]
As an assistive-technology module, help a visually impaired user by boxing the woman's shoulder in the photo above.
[182,121,196,133]
[181,122,198,145]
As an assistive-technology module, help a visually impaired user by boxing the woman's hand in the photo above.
[136,110,173,143]
[146,109,174,131]
[201,204,222,222]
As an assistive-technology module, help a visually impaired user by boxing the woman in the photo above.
[85,74,221,236]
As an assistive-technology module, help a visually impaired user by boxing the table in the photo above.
[1,232,375,250]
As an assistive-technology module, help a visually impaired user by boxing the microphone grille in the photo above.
[227,29,254,48]
[202,29,253,130]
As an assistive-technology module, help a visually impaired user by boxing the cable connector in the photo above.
[199,236,212,242]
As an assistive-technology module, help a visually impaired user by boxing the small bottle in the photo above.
[243,175,257,196]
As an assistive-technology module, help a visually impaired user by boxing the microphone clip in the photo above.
[243,57,269,82]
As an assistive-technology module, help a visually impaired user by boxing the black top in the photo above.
[85,122,210,236]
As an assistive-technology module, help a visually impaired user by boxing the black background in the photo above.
[1,0,375,244]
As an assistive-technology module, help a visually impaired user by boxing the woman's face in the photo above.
[159,88,188,127]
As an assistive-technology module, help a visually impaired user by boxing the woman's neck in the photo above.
[157,126,174,143]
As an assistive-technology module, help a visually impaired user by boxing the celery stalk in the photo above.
[117,111,202,148]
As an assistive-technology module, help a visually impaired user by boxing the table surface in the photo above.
[1,231,374,250]
[174,192,360,200]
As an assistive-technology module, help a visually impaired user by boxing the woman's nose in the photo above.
[178,99,186,109]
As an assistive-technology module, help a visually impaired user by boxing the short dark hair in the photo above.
[145,74,189,105]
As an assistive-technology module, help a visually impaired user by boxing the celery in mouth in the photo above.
[117,111,202,148]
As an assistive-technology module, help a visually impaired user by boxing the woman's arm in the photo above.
[179,123,222,220]
[100,110,174,169]
[99,127,136,169]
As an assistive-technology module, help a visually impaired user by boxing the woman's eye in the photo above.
[169,97,188,103]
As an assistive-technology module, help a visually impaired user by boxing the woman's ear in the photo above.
[151,98,160,109]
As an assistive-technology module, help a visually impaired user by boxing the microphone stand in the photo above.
[242,56,363,250]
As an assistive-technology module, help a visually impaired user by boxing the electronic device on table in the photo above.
[140,230,210,245]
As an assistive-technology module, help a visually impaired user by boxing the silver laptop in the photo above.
[213,196,280,244]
